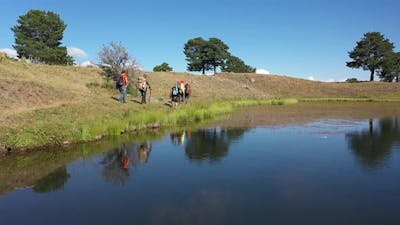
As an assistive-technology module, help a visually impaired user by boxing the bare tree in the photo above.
[98,41,137,72]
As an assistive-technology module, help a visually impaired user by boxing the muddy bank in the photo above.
[206,102,400,128]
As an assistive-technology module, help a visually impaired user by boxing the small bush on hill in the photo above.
[345,78,359,83]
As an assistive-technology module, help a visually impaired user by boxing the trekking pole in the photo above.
[148,88,151,103]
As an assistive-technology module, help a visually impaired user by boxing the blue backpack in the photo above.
[172,84,179,96]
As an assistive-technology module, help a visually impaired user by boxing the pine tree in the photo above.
[11,10,73,65]
[347,32,394,81]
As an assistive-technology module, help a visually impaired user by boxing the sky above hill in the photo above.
[0,0,399,81]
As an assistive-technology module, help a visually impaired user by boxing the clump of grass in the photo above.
[100,81,114,89]
[126,84,139,97]
[86,82,100,88]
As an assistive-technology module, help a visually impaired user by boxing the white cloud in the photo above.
[306,76,336,82]
[79,61,97,67]
[0,48,18,58]
[67,46,87,58]
[306,76,315,81]
[256,68,270,75]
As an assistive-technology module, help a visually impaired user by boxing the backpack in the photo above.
[171,84,179,96]
[185,83,191,94]
[116,75,123,89]
[137,77,147,91]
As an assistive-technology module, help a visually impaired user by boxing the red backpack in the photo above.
[185,83,191,94]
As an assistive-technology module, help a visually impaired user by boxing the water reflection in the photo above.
[183,128,248,162]
[33,166,70,193]
[170,130,191,146]
[100,142,152,186]
[346,116,400,168]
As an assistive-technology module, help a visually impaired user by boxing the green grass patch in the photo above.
[2,98,298,150]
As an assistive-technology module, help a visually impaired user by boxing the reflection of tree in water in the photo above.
[100,142,152,186]
[346,117,400,168]
[33,166,70,193]
[184,128,248,162]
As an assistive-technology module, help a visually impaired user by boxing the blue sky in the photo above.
[0,0,399,81]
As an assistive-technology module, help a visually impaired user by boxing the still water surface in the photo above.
[1,107,400,225]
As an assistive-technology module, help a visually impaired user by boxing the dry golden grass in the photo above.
[1,57,400,150]
[2,58,400,120]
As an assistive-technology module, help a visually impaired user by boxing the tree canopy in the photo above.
[11,9,73,65]
[153,62,173,72]
[221,55,256,73]
[205,38,230,73]
[379,52,400,82]
[346,32,394,81]
[184,37,237,74]
[184,37,210,74]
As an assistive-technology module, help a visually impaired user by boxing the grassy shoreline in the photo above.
[1,98,299,151]
[1,59,400,153]
[3,97,400,152]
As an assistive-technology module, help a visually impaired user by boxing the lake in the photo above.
[1,102,400,225]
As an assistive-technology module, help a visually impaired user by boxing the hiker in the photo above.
[117,70,128,103]
[137,74,151,104]
[178,80,185,102]
[184,83,191,103]
[170,82,180,108]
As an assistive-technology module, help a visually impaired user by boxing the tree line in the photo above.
[5,9,400,81]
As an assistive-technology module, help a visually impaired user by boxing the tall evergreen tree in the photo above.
[184,37,210,74]
[380,52,400,82]
[346,32,394,81]
[205,38,230,74]
[221,55,256,73]
[11,10,73,65]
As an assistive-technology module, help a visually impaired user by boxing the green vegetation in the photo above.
[221,55,256,73]
[153,62,173,72]
[184,37,255,74]
[380,52,400,82]
[345,78,360,83]
[1,58,400,152]
[1,98,296,150]
[11,10,73,65]
[347,32,398,82]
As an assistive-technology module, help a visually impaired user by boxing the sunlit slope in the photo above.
[1,58,400,121]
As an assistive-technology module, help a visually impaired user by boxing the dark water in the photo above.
[1,115,400,225]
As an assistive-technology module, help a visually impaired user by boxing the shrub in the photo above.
[346,78,359,83]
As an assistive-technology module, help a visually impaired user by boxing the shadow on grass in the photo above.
[131,99,143,104]
[111,96,119,102]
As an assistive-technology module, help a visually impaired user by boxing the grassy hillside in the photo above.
[1,56,400,151]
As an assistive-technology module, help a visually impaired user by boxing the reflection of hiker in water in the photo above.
[100,143,130,186]
[138,142,152,163]
[121,147,130,170]
[170,131,191,146]
[171,133,179,145]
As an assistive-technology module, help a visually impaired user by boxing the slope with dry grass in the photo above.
[1,57,400,150]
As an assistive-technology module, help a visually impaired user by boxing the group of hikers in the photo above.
[170,79,191,107]
[116,70,191,107]
[116,70,151,104]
